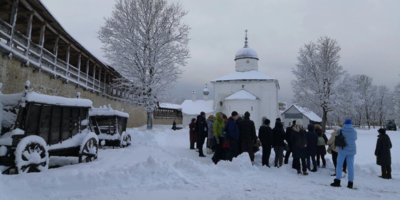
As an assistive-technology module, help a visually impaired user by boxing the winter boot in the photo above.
[303,172,309,176]
[331,174,336,176]
[330,179,341,187]
[311,168,317,172]
[347,181,353,189]
[297,170,302,174]
[199,154,206,157]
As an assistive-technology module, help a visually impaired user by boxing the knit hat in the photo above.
[209,115,215,119]
[200,112,206,116]
[276,118,281,122]
[231,111,238,117]
[296,119,303,126]
[378,128,386,135]
[244,112,250,118]
[344,119,352,124]
[264,118,270,125]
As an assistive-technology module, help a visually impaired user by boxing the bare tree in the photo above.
[99,0,190,129]
[292,36,346,132]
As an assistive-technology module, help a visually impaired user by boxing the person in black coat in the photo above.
[259,118,274,167]
[375,128,392,179]
[284,120,296,167]
[291,119,308,175]
[273,121,286,167]
[238,112,257,162]
[196,112,208,157]
[306,124,318,172]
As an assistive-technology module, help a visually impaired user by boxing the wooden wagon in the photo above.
[89,106,131,148]
[0,84,99,174]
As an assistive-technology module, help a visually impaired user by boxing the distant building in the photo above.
[281,105,322,126]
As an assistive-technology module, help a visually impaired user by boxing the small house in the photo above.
[281,105,322,127]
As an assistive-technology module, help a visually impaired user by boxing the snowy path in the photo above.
[1,126,400,200]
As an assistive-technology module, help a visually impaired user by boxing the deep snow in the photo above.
[1,126,399,200]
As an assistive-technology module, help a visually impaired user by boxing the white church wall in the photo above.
[235,59,258,72]
[224,99,259,126]
[213,80,279,128]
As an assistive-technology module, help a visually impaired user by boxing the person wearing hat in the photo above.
[238,111,257,163]
[331,119,357,189]
[259,118,274,167]
[226,111,240,161]
[196,111,208,157]
[375,128,392,179]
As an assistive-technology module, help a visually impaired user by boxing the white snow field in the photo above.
[1,126,399,200]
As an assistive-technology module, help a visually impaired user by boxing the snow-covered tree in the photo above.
[374,85,392,127]
[99,0,190,129]
[353,75,377,129]
[292,36,346,132]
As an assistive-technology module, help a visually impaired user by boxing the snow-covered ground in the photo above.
[1,126,399,200]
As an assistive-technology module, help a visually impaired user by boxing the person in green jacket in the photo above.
[212,112,225,164]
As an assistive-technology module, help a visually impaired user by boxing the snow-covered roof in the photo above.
[159,103,182,110]
[212,70,275,82]
[235,47,259,60]
[89,107,129,118]
[25,92,92,107]
[225,90,258,101]
[282,105,322,122]
[181,100,214,115]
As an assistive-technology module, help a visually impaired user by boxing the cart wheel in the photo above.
[79,137,98,163]
[120,132,131,147]
[15,136,49,174]
[124,134,132,147]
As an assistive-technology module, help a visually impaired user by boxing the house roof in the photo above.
[211,70,275,82]
[159,103,182,110]
[225,90,258,100]
[281,105,322,122]
[181,100,214,115]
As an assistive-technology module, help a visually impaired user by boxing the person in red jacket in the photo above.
[189,118,197,150]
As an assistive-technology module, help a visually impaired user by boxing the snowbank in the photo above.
[0,127,399,200]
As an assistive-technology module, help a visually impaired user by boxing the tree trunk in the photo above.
[321,108,328,133]
[147,111,153,130]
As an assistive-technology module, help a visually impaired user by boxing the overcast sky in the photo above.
[42,0,400,104]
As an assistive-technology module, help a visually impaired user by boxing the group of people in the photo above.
[188,111,393,189]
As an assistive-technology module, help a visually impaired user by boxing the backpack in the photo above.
[296,129,308,148]
[317,136,325,146]
[335,130,346,149]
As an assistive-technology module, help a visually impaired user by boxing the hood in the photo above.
[274,122,283,129]
[293,124,304,132]
[307,124,314,132]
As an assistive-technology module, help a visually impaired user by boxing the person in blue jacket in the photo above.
[226,111,240,161]
[331,119,357,189]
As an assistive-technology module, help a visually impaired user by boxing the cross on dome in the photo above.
[244,30,248,48]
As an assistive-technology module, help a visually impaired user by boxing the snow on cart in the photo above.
[89,105,130,148]
[0,82,99,174]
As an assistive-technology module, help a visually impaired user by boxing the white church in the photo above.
[181,32,281,128]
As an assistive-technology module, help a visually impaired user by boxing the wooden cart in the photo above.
[89,106,130,148]
[0,84,99,174]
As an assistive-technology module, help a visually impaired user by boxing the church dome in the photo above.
[235,47,258,61]
[234,30,259,61]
